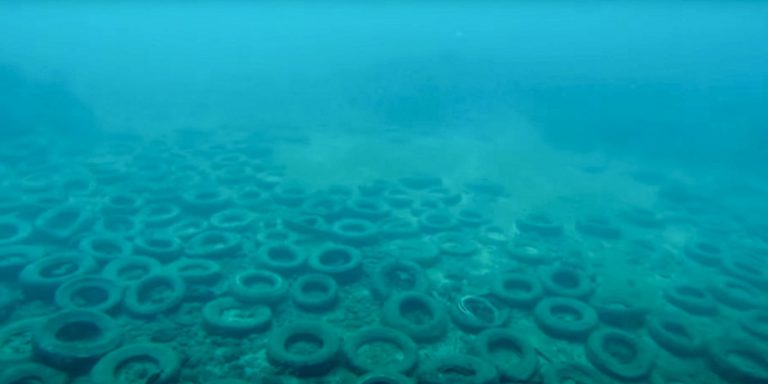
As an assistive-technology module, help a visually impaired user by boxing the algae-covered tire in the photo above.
[101,256,162,285]
[344,326,418,374]
[0,216,32,245]
[124,273,186,316]
[272,182,310,207]
[381,291,448,342]
[534,297,598,340]
[202,297,272,336]
[291,273,338,312]
[210,208,256,231]
[0,362,68,384]
[741,310,768,340]
[540,266,595,299]
[78,233,135,263]
[185,230,243,259]
[708,277,764,310]
[102,191,144,213]
[355,372,415,384]
[133,231,182,262]
[473,328,538,382]
[490,272,543,308]
[378,217,420,240]
[266,321,342,376]
[589,294,649,328]
[0,317,45,364]
[516,213,563,237]
[683,241,722,267]
[346,197,391,221]
[381,238,440,266]
[370,260,429,300]
[331,218,379,245]
[91,343,181,384]
[257,243,307,273]
[94,214,144,238]
[418,354,499,384]
[663,283,717,316]
[19,253,98,297]
[708,338,768,384]
[168,217,209,239]
[54,276,123,312]
[449,295,507,333]
[34,203,93,241]
[182,188,230,214]
[0,245,45,279]
[138,203,181,227]
[256,228,298,245]
[647,314,703,356]
[575,216,622,240]
[33,309,123,371]
[165,258,222,284]
[230,269,289,305]
[585,328,656,381]
[723,257,768,288]
[308,244,362,283]
[434,231,479,256]
[541,363,606,384]
[418,210,457,233]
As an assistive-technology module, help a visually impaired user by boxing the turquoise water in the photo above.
[1,2,768,384]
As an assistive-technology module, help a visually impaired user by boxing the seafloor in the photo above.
[0,125,767,384]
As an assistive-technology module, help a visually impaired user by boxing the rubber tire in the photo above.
[381,291,448,342]
[589,294,649,329]
[33,309,123,372]
[184,230,242,259]
[647,314,703,357]
[331,218,379,245]
[540,266,595,299]
[0,362,68,384]
[708,338,768,384]
[0,245,45,279]
[291,273,339,312]
[541,363,606,384]
[516,213,563,237]
[308,244,362,283]
[473,328,539,382]
[533,297,598,340]
[585,328,656,381]
[165,258,222,284]
[449,295,507,333]
[418,354,499,384]
[257,243,307,273]
[741,310,768,340]
[663,283,717,316]
[78,234,134,263]
[123,273,186,317]
[266,321,342,376]
[355,373,415,384]
[19,253,98,297]
[230,269,289,305]
[370,260,429,300]
[90,343,181,384]
[344,326,418,374]
[0,317,45,364]
[101,256,162,285]
[708,277,764,310]
[490,272,544,308]
[202,297,272,336]
[54,276,124,312]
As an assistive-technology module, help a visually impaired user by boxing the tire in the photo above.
[380,239,440,267]
[90,343,181,384]
[272,182,309,207]
[346,197,391,221]
[34,203,93,241]
[308,244,362,282]
[0,245,45,279]
[683,241,722,267]
[54,276,123,312]
[182,188,230,214]
[418,210,457,233]
[418,354,499,384]
[101,256,162,286]
[722,257,768,288]
[230,269,289,305]
[540,266,594,299]
[355,372,415,384]
[210,209,256,231]
[516,213,563,237]
[663,283,717,316]
[78,234,134,263]
[33,309,123,372]
[473,328,538,382]
[377,217,420,240]
[102,191,144,213]
[124,273,186,317]
[331,218,379,245]
[533,297,598,340]
[184,230,242,258]
[585,328,656,381]
[165,258,222,284]
[168,217,209,239]
[456,207,491,228]
[94,214,144,238]
[344,326,418,374]
[370,260,429,300]
[381,291,448,342]
[741,310,768,340]
[647,314,703,356]
[490,272,543,308]
[19,253,98,297]
[0,317,45,364]
[202,297,272,336]
[589,294,649,329]
[257,243,307,273]
[291,273,339,311]
[138,203,181,227]
[133,231,183,262]
[0,362,68,384]
[505,239,556,265]
[575,216,622,240]
[256,228,298,245]
[434,231,479,256]
[0,216,32,245]
[708,277,764,310]
[266,321,342,376]
[541,362,606,384]
[708,337,768,384]
[301,195,345,219]
[449,295,507,333]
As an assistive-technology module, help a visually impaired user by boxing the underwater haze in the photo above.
[1,2,768,384]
